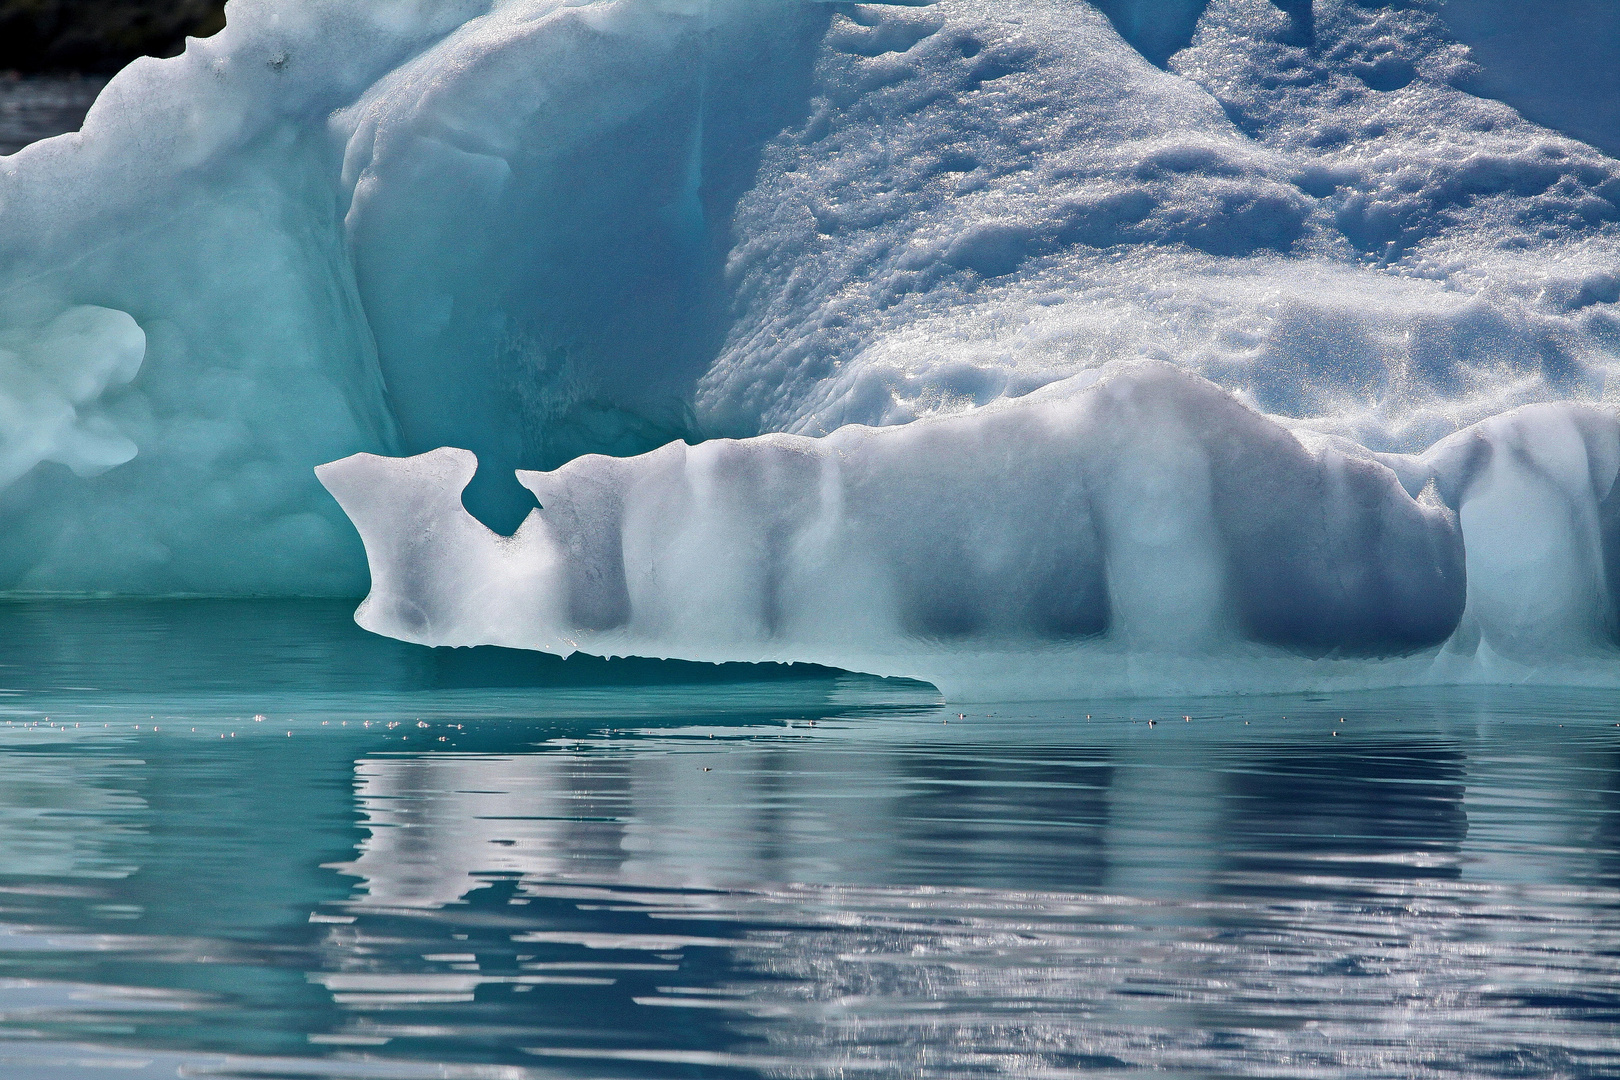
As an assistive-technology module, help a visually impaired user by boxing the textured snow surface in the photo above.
[2,0,1619,690]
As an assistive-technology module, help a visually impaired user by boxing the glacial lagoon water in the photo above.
[0,601,1616,1078]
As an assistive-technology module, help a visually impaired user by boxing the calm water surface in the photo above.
[0,78,104,155]
[0,600,1616,1078]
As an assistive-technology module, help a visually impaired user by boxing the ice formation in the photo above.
[2,0,1620,692]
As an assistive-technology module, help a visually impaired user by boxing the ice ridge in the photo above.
[318,363,1620,700]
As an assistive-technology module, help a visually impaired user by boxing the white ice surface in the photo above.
[319,362,1620,699]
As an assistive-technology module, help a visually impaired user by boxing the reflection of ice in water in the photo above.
[340,753,601,909]
[340,715,1577,910]
[331,709,1620,917]
[340,743,891,907]
[330,738,1620,1078]
[313,704,1620,1076]
[0,747,143,879]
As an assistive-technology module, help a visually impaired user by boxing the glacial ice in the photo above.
[2,0,1619,692]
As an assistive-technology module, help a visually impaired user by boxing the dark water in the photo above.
[0,76,104,155]
[0,601,1617,1078]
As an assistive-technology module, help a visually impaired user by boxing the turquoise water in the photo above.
[0,602,1617,1078]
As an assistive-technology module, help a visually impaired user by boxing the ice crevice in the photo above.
[319,361,1620,700]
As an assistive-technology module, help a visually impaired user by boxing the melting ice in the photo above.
[4,0,1620,694]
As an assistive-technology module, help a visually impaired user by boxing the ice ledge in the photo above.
[317,361,1620,700]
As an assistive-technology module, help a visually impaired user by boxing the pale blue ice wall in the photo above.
[337,2,831,531]
[1,0,1618,595]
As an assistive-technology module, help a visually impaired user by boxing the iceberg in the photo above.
[2,0,1618,692]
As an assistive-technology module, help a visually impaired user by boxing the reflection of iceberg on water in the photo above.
[320,361,1620,699]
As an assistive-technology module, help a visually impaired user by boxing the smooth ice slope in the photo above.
[0,0,1618,685]
[319,362,1620,699]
